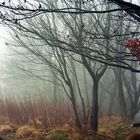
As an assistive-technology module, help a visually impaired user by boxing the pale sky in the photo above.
[0,0,139,89]
[0,25,9,88]
[0,0,139,65]
[0,25,9,62]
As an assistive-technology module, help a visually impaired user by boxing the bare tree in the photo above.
[6,0,110,131]
[122,63,140,119]
[0,0,140,71]
[3,0,140,132]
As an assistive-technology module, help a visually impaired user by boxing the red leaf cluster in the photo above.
[125,38,140,62]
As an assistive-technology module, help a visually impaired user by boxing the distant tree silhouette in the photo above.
[108,0,140,22]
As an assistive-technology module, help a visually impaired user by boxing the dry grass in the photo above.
[0,96,74,128]
[0,121,138,140]
[0,95,139,140]
[16,125,39,138]
[0,124,17,135]
[99,116,124,129]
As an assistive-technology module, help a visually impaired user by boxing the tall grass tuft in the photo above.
[0,94,74,128]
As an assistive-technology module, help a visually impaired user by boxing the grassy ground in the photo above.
[0,116,139,140]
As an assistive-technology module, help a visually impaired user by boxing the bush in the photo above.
[46,129,68,140]
[16,125,39,138]
[0,125,17,135]
[111,124,136,140]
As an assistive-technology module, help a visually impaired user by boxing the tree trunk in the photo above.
[90,79,99,131]
[117,69,127,117]
[53,76,57,104]
[71,100,82,129]
[107,91,115,116]
[130,96,139,120]
[83,66,90,113]
[114,68,127,117]
[69,87,82,129]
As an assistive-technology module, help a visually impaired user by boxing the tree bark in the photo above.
[118,69,127,117]
[130,94,139,119]
[90,79,99,131]
[69,87,82,129]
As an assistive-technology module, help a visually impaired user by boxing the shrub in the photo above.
[16,125,39,138]
[111,124,136,140]
[0,125,17,135]
[46,129,68,140]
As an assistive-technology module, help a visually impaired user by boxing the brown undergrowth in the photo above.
[0,120,139,140]
[0,96,139,139]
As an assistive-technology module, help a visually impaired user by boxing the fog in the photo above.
[0,0,139,139]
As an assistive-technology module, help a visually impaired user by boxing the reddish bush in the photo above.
[125,38,140,63]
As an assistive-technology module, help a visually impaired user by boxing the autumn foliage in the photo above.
[125,38,140,62]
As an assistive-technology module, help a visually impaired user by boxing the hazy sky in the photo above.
[0,0,139,88]
[0,0,139,63]
[0,25,9,62]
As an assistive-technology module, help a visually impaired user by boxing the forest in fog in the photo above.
[0,0,139,140]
